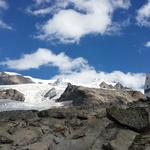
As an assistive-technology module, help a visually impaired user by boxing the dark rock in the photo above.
[107,106,150,132]
[44,88,57,99]
[0,136,13,144]
[129,132,150,150]
[0,89,25,101]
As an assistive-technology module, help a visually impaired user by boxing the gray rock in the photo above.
[0,72,34,85]
[99,82,114,89]
[114,82,132,91]
[44,88,57,99]
[107,106,150,132]
[0,89,25,101]
[57,84,143,106]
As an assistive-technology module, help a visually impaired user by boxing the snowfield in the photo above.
[0,79,69,111]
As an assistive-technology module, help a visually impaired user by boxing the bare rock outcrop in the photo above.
[0,89,25,101]
[99,81,114,89]
[57,84,144,106]
[0,72,34,85]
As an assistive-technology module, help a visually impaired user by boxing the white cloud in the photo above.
[0,48,145,91]
[0,20,12,30]
[29,0,130,43]
[27,0,68,16]
[145,41,150,47]
[33,0,51,5]
[53,70,145,92]
[0,48,90,73]
[136,0,150,26]
[0,0,12,30]
[0,0,8,10]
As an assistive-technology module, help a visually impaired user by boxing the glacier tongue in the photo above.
[0,79,68,111]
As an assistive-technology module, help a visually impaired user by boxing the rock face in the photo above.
[0,72,34,85]
[0,89,25,101]
[57,84,144,106]
[44,88,57,99]
[99,81,114,89]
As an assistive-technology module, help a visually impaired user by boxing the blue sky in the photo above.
[0,0,150,90]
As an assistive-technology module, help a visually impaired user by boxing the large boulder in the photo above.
[107,106,150,132]
[57,84,144,107]
[0,72,34,85]
[0,89,25,101]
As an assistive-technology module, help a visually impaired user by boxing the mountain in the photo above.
[0,72,34,85]
[0,71,149,150]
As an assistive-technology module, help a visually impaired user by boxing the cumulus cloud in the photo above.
[53,70,145,92]
[0,48,145,91]
[136,0,150,26]
[145,41,150,47]
[0,20,12,30]
[28,0,131,43]
[0,48,90,73]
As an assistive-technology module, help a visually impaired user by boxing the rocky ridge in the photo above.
[0,72,34,85]
[57,83,144,106]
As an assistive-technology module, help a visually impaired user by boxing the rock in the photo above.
[99,82,114,89]
[127,91,145,100]
[71,129,86,139]
[44,88,57,99]
[0,72,34,85]
[0,97,149,150]
[129,132,150,150]
[0,136,13,144]
[0,89,25,101]
[107,106,150,132]
[109,129,138,150]
[13,127,43,146]
[57,84,142,106]
[114,82,131,91]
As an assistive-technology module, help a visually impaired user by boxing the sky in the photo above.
[0,0,150,90]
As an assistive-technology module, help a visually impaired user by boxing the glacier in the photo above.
[0,78,69,111]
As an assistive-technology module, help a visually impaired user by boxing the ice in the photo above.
[0,78,68,111]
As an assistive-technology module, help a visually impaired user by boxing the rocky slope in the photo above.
[57,83,144,106]
[0,99,150,150]
[0,82,148,150]
[0,72,34,85]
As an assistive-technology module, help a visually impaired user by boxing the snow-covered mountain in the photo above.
[0,71,143,112]
[0,72,70,111]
